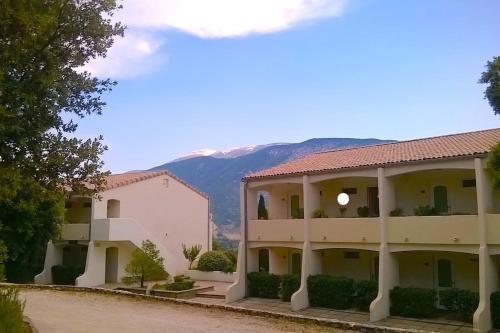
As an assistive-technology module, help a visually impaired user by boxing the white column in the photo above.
[34,241,63,284]
[291,175,321,311]
[75,241,106,287]
[370,167,399,322]
[473,158,498,333]
[226,182,250,303]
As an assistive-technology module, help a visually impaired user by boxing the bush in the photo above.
[247,272,281,298]
[491,291,500,328]
[281,274,301,301]
[353,280,378,311]
[440,288,479,323]
[51,265,84,285]
[292,208,304,219]
[197,251,232,272]
[164,280,195,291]
[390,287,437,318]
[357,206,369,217]
[390,208,403,216]
[312,208,328,218]
[308,275,354,309]
[414,205,439,216]
[0,288,25,333]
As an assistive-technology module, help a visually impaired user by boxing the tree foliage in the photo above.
[480,56,500,115]
[182,244,202,269]
[123,240,168,288]
[0,0,123,281]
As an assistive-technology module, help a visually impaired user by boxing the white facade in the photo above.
[35,172,210,287]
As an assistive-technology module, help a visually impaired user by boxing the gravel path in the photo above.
[20,290,354,333]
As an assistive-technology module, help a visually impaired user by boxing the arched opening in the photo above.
[105,247,119,283]
[106,199,120,218]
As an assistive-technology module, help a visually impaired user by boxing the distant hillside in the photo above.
[150,138,393,236]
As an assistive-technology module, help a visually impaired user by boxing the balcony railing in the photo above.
[310,217,380,243]
[248,219,304,242]
[60,223,89,240]
[387,215,479,245]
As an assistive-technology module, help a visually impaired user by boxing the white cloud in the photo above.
[84,0,345,78]
[118,0,345,38]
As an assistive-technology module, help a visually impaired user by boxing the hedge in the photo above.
[52,265,84,285]
[281,274,301,301]
[491,291,500,328]
[307,275,354,309]
[440,288,479,323]
[247,272,281,298]
[353,280,378,311]
[197,251,232,272]
[390,287,437,318]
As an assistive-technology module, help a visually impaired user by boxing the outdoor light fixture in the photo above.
[337,192,349,206]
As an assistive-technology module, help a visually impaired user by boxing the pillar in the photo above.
[34,241,63,284]
[75,241,106,287]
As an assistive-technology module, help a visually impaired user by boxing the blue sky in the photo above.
[76,0,500,173]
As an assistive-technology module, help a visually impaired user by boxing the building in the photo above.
[35,171,211,287]
[227,128,500,333]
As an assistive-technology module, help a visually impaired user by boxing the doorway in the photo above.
[433,186,448,213]
[367,187,379,217]
[435,258,453,308]
[291,253,302,275]
[290,195,300,219]
[105,247,119,283]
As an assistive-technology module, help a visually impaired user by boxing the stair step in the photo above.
[195,293,225,299]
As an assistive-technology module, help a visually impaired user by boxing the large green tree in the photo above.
[0,0,124,281]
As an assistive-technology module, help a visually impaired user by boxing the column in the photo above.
[370,167,399,321]
[473,158,498,333]
[34,241,63,284]
[76,241,106,287]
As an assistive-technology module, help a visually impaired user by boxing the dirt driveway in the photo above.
[21,289,354,333]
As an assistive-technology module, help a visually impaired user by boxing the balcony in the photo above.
[387,215,479,245]
[60,223,89,241]
[248,219,304,242]
[91,218,138,241]
[310,218,380,243]
[487,214,500,244]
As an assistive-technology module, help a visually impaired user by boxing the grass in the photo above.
[0,287,26,333]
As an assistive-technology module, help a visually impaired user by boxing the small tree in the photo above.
[182,244,202,269]
[258,194,268,220]
[123,240,168,288]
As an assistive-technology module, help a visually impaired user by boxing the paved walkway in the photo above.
[192,297,473,333]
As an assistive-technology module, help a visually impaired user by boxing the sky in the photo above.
[75,0,500,173]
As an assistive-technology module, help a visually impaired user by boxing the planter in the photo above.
[117,285,214,299]
[185,270,235,283]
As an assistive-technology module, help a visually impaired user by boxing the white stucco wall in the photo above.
[91,175,209,277]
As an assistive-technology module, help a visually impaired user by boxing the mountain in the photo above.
[171,143,280,162]
[150,138,394,238]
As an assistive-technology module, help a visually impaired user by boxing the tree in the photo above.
[480,56,500,115]
[257,194,268,220]
[0,239,7,281]
[123,240,168,288]
[0,1,123,281]
[182,244,202,270]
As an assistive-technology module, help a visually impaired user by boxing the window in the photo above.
[107,199,120,218]
[433,186,448,213]
[462,179,476,188]
[342,187,357,195]
[344,251,360,259]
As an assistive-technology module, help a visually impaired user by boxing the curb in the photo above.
[2,283,432,333]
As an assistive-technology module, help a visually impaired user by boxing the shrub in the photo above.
[281,274,301,301]
[440,288,479,323]
[414,205,439,216]
[491,291,500,328]
[312,208,328,218]
[353,280,378,311]
[307,275,354,309]
[197,251,233,272]
[390,287,437,318]
[390,208,403,216]
[247,272,281,298]
[292,208,304,219]
[164,280,195,291]
[182,244,202,269]
[51,265,84,285]
[0,288,25,333]
[357,206,369,217]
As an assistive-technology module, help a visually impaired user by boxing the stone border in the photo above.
[2,283,429,333]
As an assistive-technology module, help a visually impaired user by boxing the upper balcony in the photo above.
[60,223,89,241]
[59,197,92,241]
[248,219,305,242]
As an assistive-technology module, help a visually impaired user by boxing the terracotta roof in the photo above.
[104,171,208,199]
[245,128,500,180]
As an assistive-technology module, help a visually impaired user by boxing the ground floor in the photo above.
[34,240,136,287]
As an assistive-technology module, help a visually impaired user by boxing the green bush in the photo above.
[164,280,195,291]
[197,251,232,272]
[440,288,479,323]
[390,287,437,318]
[389,208,403,216]
[312,208,328,218]
[353,280,378,311]
[414,205,439,216]
[307,275,354,309]
[247,272,281,298]
[51,265,84,285]
[0,288,25,333]
[357,206,369,217]
[281,274,301,301]
[491,291,500,328]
